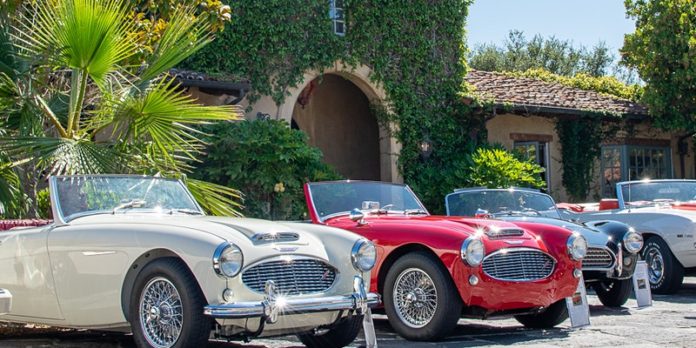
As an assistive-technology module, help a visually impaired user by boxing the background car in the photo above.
[558,179,696,294]
[304,180,586,341]
[0,175,379,348]
[446,187,643,307]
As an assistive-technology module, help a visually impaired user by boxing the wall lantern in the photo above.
[420,135,433,160]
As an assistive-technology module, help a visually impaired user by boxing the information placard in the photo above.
[632,260,653,308]
[565,276,590,328]
[362,308,378,348]
[0,288,11,315]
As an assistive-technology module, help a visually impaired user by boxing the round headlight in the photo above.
[351,239,376,272]
[566,234,587,261]
[213,243,243,278]
[622,230,643,254]
[461,238,485,266]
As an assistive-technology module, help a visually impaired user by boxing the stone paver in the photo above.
[1,277,695,347]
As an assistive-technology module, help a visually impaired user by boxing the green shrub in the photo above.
[469,148,545,189]
[196,119,341,220]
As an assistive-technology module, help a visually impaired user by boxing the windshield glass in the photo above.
[53,176,201,221]
[446,189,561,219]
[307,181,426,221]
[619,181,696,206]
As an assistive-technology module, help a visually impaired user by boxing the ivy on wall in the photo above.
[181,0,482,212]
[556,115,619,201]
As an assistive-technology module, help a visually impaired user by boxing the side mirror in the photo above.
[474,208,491,219]
[350,208,367,226]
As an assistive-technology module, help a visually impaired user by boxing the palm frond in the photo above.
[0,136,127,175]
[14,0,134,84]
[111,76,240,170]
[138,6,214,82]
[0,161,26,218]
[184,178,243,217]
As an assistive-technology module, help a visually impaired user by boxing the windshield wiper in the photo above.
[169,208,203,215]
[112,199,146,214]
[404,209,427,215]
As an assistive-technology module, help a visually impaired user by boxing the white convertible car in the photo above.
[0,175,379,348]
[560,179,696,294]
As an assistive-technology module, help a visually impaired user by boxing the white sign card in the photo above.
[565,276,590,328]
[362,308,378,348]
[0,288,11,315]
[632,260,653,308]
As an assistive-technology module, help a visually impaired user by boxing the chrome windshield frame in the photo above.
[445,187,560,218]
[49,174,204,225]
[306,180,429,223]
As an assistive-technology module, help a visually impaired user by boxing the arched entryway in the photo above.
[291,74,381,180]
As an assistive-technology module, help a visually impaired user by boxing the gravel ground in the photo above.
[1,276,695,347]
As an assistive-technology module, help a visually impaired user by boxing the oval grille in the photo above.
[242,258,337,295]
[582,247,614,269]
[482,249,555,281]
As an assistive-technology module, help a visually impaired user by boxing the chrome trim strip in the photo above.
[81,251,117,256]
[482,247,557,282]
[204,276,380,319]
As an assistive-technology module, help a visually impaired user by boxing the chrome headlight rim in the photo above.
[461,238,485,266]
[213,242,244,278]
[566,234,587,261]
[622,229,644,254]
[351,239,376,272]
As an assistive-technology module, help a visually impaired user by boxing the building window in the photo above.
[513,141,550,190]
[329,0,345,36]
[600,145,672,197]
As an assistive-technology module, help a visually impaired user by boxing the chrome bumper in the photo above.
[0,288,11,315]
[204,276,380,324]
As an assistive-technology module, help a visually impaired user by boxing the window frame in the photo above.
[513,141,550,191]
[600,145,673,197]
[329,0,346,36]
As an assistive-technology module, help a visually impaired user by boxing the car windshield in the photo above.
[306,181,427,221]
[446,189,561,219]
[619,181,696,207]
[52,176,202,221]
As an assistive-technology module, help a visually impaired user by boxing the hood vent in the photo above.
[485,226,525,238]
[252,232,300,243]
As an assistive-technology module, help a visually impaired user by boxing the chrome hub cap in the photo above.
[393,268,437,328]
[139,277,183,348]
[645,247,664,285]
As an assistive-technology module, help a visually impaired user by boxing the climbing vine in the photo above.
[556,115,621,201]
[181,0,482,212]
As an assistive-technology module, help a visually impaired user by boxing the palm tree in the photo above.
[0,0,242,217]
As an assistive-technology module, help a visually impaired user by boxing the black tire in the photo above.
[130,258,211,348]
[297,315,363,348]
[594,279,632,307]
[383,252,462,341]
[642,236,684,294]
[514,299,568,329]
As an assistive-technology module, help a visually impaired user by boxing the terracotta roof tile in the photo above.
[465,70,647,116]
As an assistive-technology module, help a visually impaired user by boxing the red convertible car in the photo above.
[304,181,586,340]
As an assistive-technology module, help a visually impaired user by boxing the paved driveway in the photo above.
[2,277,695,347]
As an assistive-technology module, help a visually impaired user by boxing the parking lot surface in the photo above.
[1,277,695,347]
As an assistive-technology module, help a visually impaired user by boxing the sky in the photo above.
[467,0,636,57]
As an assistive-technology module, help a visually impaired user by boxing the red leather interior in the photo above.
[555,203,584,212]
[598,199,619,210]
[0,219,52,231]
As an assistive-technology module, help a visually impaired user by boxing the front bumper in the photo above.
[204,276,379,323]
[0,288,11,315]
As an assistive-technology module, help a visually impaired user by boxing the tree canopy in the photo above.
[621,0,696,132]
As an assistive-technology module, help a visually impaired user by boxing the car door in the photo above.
[47,223,133,326]
[0,225,63,320]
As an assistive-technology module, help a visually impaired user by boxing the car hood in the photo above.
[495,216,609,247]
[68,214,338,263]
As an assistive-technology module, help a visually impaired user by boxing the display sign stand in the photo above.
[565,276,590,328]
[0,288,11,315]
[362,308,378,348]
[632,261,653,308]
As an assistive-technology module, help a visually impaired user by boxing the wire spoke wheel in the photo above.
[393,267,438,328]
[139,277,184,348]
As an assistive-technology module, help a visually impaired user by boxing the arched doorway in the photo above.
[291,74,381,180]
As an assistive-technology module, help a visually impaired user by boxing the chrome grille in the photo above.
[486,228,524,238]
[242,258,336,295]
[482,249,555,281]
[582,247,614,269]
